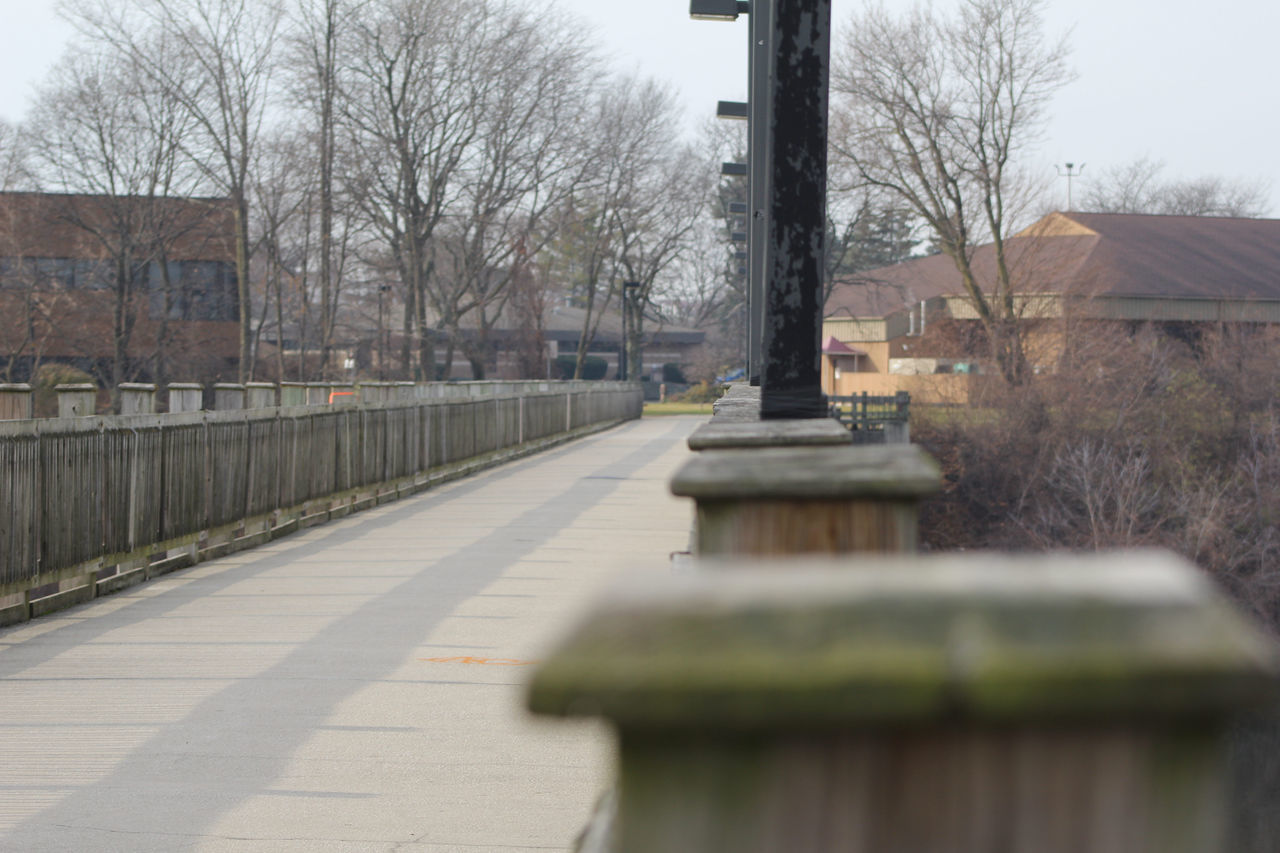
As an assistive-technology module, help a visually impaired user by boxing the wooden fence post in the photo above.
[0,384,33,420]
[55,384,97,418]
[118,383,156,415]
[530,552,1280,853]
[711,383,762,422]
[245,382,277,409]
[279,382,307,407]
[167,383,203,413]
[213,383,246,410]
[670,444,939,556]
[686,418,850,452]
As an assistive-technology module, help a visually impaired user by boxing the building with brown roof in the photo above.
[352,299,705,382]
[0,192,239,386]
[823,211,1280,402]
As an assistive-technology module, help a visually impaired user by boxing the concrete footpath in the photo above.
[0,415,702,852]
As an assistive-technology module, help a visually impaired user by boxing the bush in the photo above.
[914,324,1280,632]
[662,362,687,384]
[553,354,608,380]
[671,380,724,404]
[32,362,97,418]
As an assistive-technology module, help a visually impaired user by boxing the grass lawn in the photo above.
[643,401,716,417]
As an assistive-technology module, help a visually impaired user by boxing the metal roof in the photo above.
[825,211,1280,319]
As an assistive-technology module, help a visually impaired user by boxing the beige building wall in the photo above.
[822,318,970,405]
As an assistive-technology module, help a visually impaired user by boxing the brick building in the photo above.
[0,192,239,385]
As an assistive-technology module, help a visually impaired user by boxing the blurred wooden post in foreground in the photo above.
[530,553,1280,853]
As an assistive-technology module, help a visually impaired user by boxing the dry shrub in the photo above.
[915,322,1280,631]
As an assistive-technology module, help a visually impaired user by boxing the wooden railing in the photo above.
[0,382,641,625]
[529,384,1280,853]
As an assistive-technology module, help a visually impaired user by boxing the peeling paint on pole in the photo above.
[761,0,830,419]
[748,0,773,388]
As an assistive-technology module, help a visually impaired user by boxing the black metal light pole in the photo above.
[693,0,828,418]
[759,0,829,418]
[747,0,772,389]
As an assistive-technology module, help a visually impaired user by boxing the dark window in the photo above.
[33,259,75,288]
[75,260,114,290]
[149,259,236,321]
[0,257,120,290]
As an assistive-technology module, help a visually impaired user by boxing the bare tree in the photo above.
[433,6,597,379]
[66,0,284,383]
[0,120,34,191]
[545,75,690,379]
[248,129,310,380]
[286,0,365,377]
[830,0,1071,384]
[339,0,493,380]
[655,119,747,370]
[26,46,206,401]
[1081,156,1271,218]
[614,141,708,382]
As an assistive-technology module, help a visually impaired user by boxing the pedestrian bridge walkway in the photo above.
[0,416,700,852]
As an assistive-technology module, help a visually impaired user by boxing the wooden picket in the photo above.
[0,383,641,614]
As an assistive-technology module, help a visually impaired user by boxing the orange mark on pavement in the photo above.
[420,656,540,666]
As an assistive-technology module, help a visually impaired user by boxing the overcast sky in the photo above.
[3,0,1278,214]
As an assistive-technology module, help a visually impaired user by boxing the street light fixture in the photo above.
[697,0,767,389]
[689,0,749,21]
[716,101,749,120]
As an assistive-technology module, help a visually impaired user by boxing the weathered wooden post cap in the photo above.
[167,382,204,413]
[55,383,98,418]
[687,417,851,450]
[529,553,1279,853]
[0,383,34,420]
[118,383,157,415]
[710,383,760,423]
[672,444,940,501]
[528,552,1280,728]
[279,381,307,406]
[213,382,246,410]
[671,444,941,554]
[245,382,276,409]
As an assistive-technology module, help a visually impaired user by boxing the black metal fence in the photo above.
[827,391,910,443]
